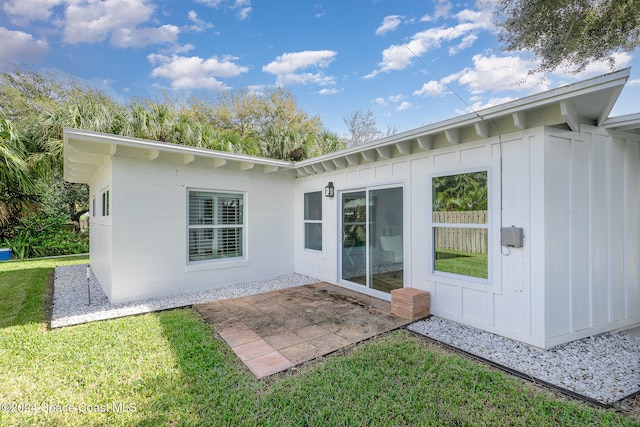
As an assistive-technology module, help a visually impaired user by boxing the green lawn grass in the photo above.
[0,257,637,426]
[435,249,488,279]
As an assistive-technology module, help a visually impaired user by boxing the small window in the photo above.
[304,191,322,251]
[188,190,244,262]
[91,198,96,217]
[432,171,488,280]
[101,190,110,216]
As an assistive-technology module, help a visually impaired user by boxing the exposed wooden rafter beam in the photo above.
[67,163,99,173]
[444,129,460,144]
[183,154,195,164]
[213,158,226,168]
[332,157,348,169]
[560,100,580,132]
[474,121,489,138]
[416,135,432,151]
[321,160,335,171]
[239,162,254,171]
[361,150,376,163]
[513,112,526,130]
[376,146,392,160]
[395,140,412,155]
[263,165,279,173]
[345,154,360,166]
[312,163,325,173]
[148,150,160,160]
[68,139,116,156]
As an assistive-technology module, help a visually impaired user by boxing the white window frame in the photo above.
[430,168,491,285]
[303,191,323,252]
[91,197,96,217]
[187,189,247,266]
[101,189,110,217]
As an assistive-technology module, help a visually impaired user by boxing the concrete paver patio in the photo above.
[195,282,411,378]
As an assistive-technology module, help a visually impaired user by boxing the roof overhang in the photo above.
[295,68,630,176]
[64,68,633,183]
[63,128,294,184]
[603,113,640,134]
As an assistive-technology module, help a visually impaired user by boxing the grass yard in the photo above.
[1,257,637,426]
[435,249,488,279]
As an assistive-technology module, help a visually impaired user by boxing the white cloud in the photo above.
[276,72,336,86]
[434,0,452,18]
[246,84,267,95]
[111,25,179,48]
[448,34,477,55]
[462,95,517,114]
[0,27,49,67]
[149,54,248,90]
[366,7,493,78]
[319,88,339,95]
[3,0,64,25]
[61,0,187,49]
[550,52,633,79]
[236,6,252,20]
[314,5,325,19]
[374,94,409,110]
[187,10,214,32]
[376,15,404,35]
[63,0,157,44]
[413,80,448,97]
[263,50,337,86]
[628,78,640,87]
[194,0,224,6]
[454,54,548,94]
[195,0,252,20]
[374,97,387,106]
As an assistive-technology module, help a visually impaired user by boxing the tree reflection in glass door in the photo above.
[341,191,367,285]
[341,187,403,293]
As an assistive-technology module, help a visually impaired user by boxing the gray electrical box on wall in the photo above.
[501,226,524,248]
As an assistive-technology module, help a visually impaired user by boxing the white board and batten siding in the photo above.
[295,130,546,347]
[543,125,640,348]
[99,155,296,304]
[296,124,640,349]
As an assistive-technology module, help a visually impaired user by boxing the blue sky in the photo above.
[1,0,639,136]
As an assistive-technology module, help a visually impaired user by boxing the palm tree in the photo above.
[0,117,38,224]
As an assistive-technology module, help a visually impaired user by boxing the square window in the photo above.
[188,190,244,262]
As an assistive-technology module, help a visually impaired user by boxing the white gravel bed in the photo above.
[52,264,319,328]
[409,317,640,405]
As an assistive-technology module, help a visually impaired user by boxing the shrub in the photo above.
[5,214,88,258]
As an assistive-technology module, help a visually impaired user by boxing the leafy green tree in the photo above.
[495,0,640,73]
[0,117,38,226]
[433,172,488,212]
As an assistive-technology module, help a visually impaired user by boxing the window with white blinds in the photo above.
[188,190,244,262]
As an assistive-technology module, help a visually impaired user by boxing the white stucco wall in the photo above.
[88,160,113,300]
[104,155,296,303]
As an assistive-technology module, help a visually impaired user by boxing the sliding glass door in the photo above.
[341,191,367,285]
[341,186,403,293]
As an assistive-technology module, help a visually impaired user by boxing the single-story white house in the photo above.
[64,68,640,349]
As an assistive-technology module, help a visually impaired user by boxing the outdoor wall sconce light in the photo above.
[324,182,335,198]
